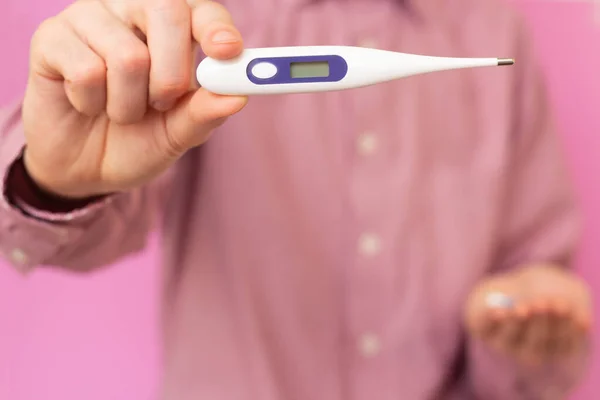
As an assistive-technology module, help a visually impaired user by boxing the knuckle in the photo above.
[62,0,88,20]
[102,0,134,20]
[110,45,151,74]
[31,17,58,49]
[147,0,190,21]
[194,0,228,15]
[70,60,107,87]
[192,0,233,27]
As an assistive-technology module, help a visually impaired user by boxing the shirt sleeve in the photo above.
[0,101,167,274]
[465,19,587,400]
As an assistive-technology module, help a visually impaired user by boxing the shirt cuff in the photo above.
[4,149,112,222]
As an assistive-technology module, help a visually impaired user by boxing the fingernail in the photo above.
[211,30,238,44]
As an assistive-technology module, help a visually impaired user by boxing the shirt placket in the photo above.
[343,2,409,399]
[347,117,394,397]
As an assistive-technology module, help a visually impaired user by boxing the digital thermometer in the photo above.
[196,46,514,95]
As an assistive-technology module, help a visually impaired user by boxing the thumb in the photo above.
[162,88,248,155]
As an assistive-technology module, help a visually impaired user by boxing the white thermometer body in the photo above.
[196,46,514,95]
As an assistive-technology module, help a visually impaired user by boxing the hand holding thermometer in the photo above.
[196,46,514,95]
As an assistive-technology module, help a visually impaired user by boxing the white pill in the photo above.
[485,292,515,309]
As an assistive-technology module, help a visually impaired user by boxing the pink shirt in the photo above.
[0,0,585,398]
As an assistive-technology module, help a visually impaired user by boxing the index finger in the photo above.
[144,0,193,109]
[188,0,243,60]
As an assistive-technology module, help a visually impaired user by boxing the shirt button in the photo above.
[359,333,382,357]
[358,233,382,256]
[357,132,378,155]
[10,248,28,265]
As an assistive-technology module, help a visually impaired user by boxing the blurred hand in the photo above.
[22,0,247,199]
[465,265,592,366]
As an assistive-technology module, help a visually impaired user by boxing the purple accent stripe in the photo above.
[246,55,348,85]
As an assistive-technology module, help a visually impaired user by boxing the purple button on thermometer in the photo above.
[196,45,514,95]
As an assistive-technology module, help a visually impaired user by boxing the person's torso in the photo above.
[159,0,521,398]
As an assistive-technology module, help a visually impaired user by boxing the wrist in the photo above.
[22,148,106,200]
[10,150,109,212]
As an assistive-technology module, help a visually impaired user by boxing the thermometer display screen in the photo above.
[290,61,330,79]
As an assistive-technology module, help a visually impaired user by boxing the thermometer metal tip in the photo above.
[497,58,515,66]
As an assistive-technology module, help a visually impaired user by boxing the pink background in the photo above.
[0,1,598,399]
